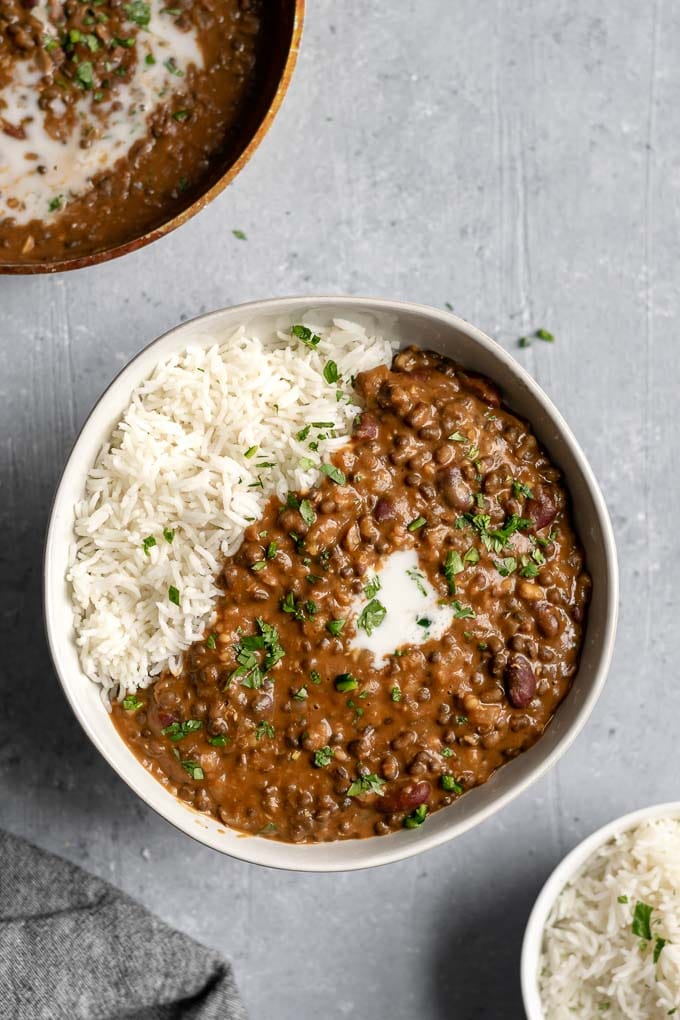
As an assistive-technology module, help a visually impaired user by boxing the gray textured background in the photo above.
[0,1,676,1017]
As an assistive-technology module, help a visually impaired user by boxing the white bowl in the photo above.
[44,296,619,872]
[521,801,680,1017]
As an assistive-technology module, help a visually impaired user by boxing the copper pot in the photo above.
[0,0,304,275]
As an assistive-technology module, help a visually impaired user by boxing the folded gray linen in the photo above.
[0,829,247,1020]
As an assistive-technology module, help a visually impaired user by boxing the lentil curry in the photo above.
[0,0,270,262]
[113,345,591,843]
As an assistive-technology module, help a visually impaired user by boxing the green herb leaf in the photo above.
[180,759,204,780]
[357,599,386,636]
[327,618,345,636]
[163,527,175,543]
[208,735,228,747]
[536,328,555,342]
[244,445,258,459]
[407,516,427,532]
[142,535,156,555]
[440,774,463,793]
[443,550,464,593]
[618,895,629,904]
[406,567,427,596]
[164,57,183,76]
[168,585,180,606]
[364,576,381,599]
[124,0,150,25]
[161,719,202,742]
[464,546,480,565]
[76,61,94,89]
[323,360,339,384]
[495,556,518,577]
[441,747,454,757]
[512,480,534,500]
[334,673,358,692]
[518,336,531,348]
[251,561,267,572]
[347,773,385,797]
[320,463,346,485]
[255,720,275,741]
[122,694,143,711]
[299,499,316,527]
[313,746,334,768]
[404,804,428,829]
[391,686,401,702]
[232,228,247,240]
[632,902,653,941]
[448,431,466,442]
[293,686,308,701]
[172,109,190,122]
[654,937,668,964]
[291,324,321,349]
[310,670,322,685]
[451,601,476,619]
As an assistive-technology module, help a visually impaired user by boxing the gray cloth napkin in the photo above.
[0,830,247,1020]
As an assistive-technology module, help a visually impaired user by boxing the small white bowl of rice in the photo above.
[522,802,680,1019]
[44,295,618,871]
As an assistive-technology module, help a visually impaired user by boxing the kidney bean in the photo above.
[380,780,431,813]
[526,488,557,531]
[354,412,379,441]
[373,497,395,521]
[457,371,501,407]
[505,654,537,708]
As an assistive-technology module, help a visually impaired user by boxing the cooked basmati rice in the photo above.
[68,317,396,703]
[539,818,680,1018]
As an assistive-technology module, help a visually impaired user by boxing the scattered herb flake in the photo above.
[391,686,401,702]
[323,360,339,384]
[407,516,426,532]
[142,535,156,555]
[357,599,386,636]
[232,228,247,240]
[632,902,653,941]
[404,805,428,829]
[168,585,180,606]
[320,463,346,485]
[334,673,358,692]
[347,774,385,797]
[255,720,275,741]
[122,695,143,712]
[299,499,316,527]
[363,576,381,599]
[291,324,321,349]
[313,746,334,768]
[440,774,463,793]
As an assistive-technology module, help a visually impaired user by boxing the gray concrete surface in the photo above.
[0,1,676,1016]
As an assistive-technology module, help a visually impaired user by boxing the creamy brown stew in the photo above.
[113,346,590,843]
[0,0,271,263]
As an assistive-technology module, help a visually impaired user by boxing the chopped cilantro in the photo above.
[404,805,428,829]
[168,585,180,606]
[122,695,143,712]
[363,576,381,599]
[291,324,321,349]
[142,535,156,555]
[313,746,334,768]
[327,618,345,636]
[440,774,463,793]
[347,774,385,797]
[334,673,358,692]
[323,360,339,384]
[299,499,316,526]
[255,720,275,741]
[407,516,427,532]
[320,463,345,485]
[357,599,386,636]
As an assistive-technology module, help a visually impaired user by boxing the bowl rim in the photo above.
[43,294,619,871]
[0,0,305,276]
[520,800,680,1018]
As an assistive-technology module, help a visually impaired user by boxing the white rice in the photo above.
[539,818,680,1018]
[68,317,396,703]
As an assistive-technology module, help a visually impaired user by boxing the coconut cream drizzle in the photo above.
[0,0,203,226]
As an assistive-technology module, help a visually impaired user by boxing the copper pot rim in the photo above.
[0,0,305,276]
